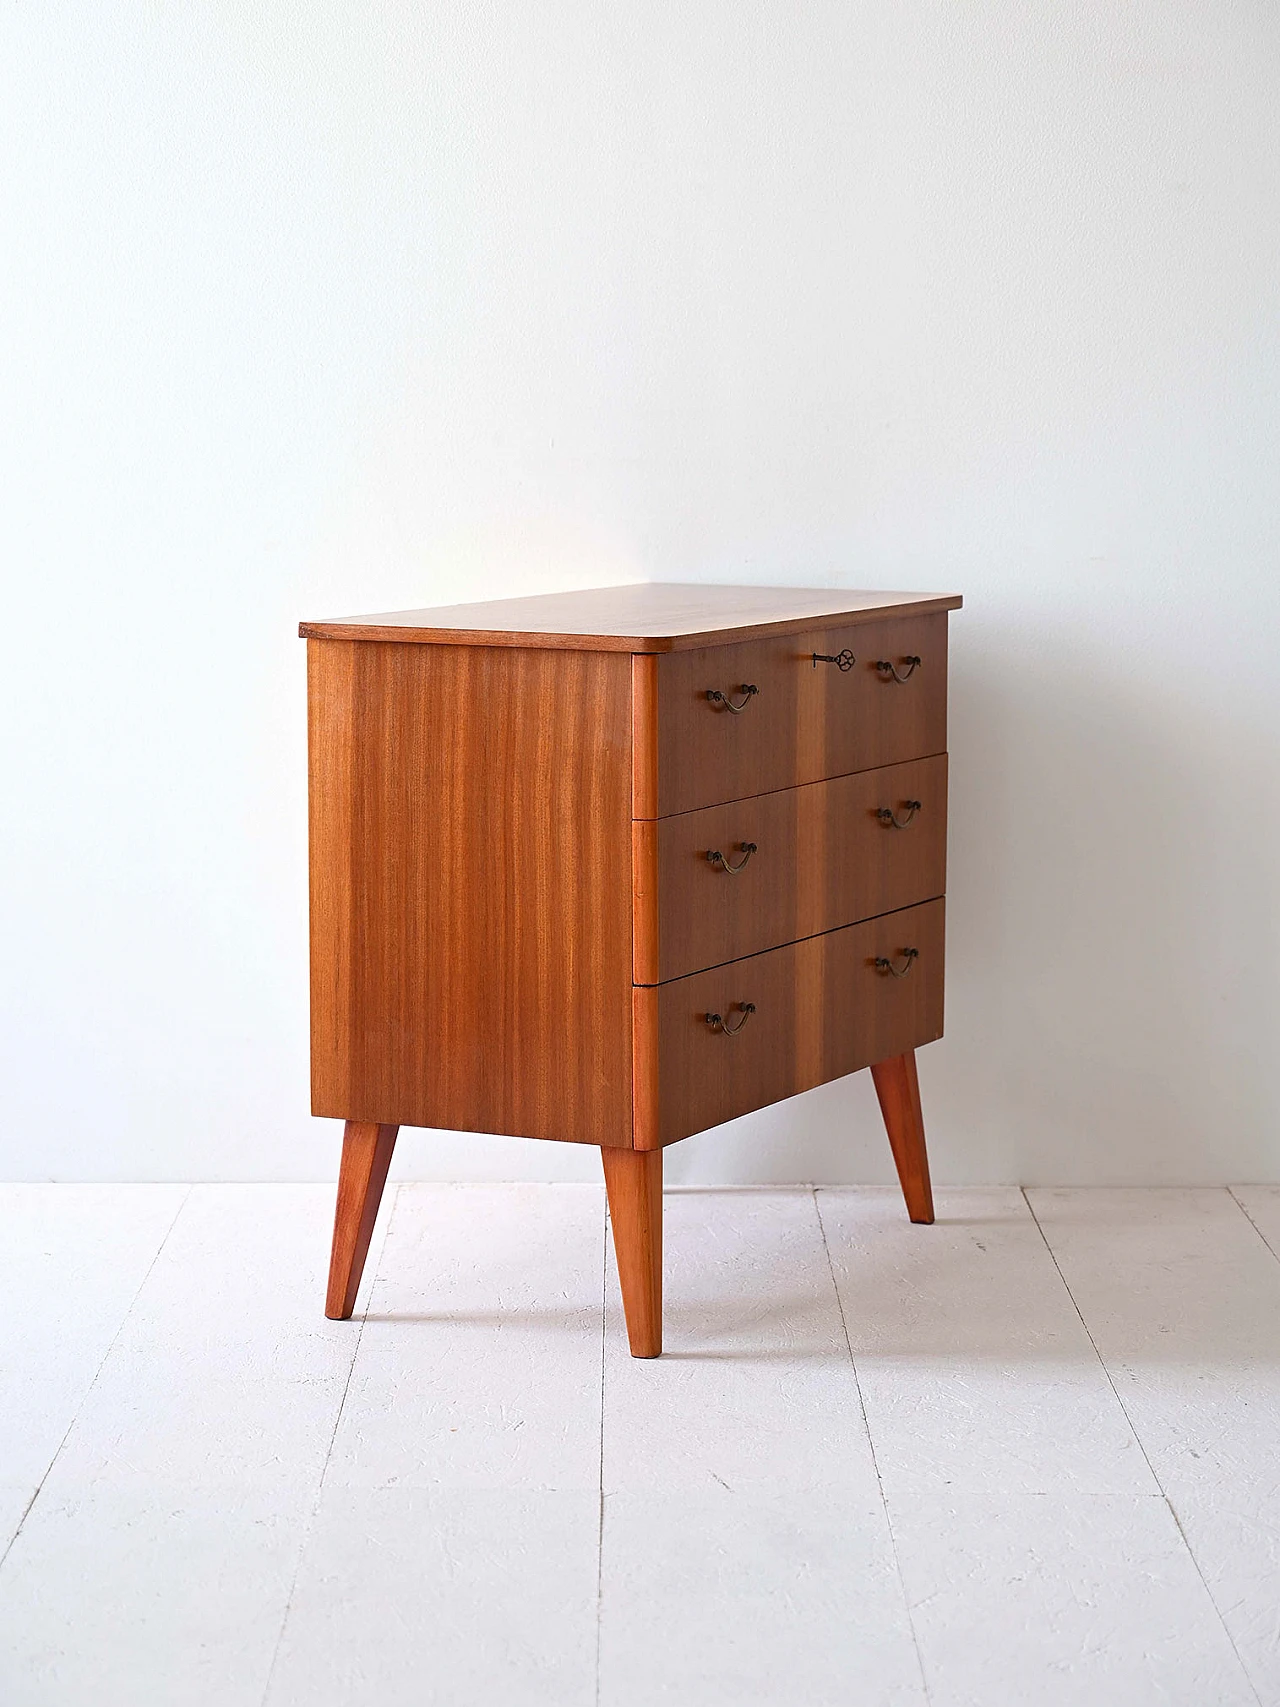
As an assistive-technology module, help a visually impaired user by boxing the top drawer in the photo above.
[635,612,948,817]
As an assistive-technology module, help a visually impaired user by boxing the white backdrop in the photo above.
[2,3,1277,1185]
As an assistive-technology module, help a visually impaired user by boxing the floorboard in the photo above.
[1029,1186,1280,1704]
[266,1186,604,1707]
[267,1488,599,1707]
[599,1189,924,1705]
[817,1188,1153,1497]
[1,1183,1276,1706]
[0,1186,383,1707]
[891,1489,1256,1707]
[601,1488,925,1707]
[0,1185,185,1556]
[1233,1185,1280,1264]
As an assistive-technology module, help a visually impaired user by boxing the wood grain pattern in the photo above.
[631,652,659,819]
[300,583,962,653]
[307,638,635,1145]
[632,818,661,989]
[650,614,948,816]
[636,756,947,983]
[632,984,660,1152]
[871,1050,935,1224]
[602,1146,663,1357]
[326,1120,399,1319]
[647,899,945,1145]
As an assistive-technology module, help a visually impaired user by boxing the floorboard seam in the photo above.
[257,1182,402,1707]
[813,1188,933,1706]
[0,1183,192,1577]
[1227,1187,1280,1266]
[1020,1187,1264,1707]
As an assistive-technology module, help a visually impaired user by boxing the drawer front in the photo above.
[650,613,947,816]
[634,756,947,983]
[642,898,945,1144]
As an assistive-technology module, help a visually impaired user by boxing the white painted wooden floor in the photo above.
[2,1185,1279,1706]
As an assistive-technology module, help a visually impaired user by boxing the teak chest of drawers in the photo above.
[301,583,962,1355]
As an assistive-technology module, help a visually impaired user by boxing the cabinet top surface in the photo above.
[299,582,963,652]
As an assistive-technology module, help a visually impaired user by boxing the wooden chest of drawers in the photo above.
[301,583,961,1355]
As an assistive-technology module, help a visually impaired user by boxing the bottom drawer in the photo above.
[638,899,944,1145]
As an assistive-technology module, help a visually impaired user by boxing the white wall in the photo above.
[3,3,1277,1185]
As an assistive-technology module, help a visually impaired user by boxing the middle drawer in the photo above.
[633,754,947,984]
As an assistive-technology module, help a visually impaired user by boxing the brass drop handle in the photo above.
[812,649,855,671]
[876,655,922,683]
[874,948,919,978]
[705,1002,756,1035]
[707,842,758,874]
[706,684,759,713]
[876,800,921,829]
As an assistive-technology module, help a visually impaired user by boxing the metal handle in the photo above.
[876,655,922,683]
[706,684,759,713]
[812,649,855,671]
[707,842,758,874]
[876,800,921,830]
[874,948,919,978]
[705,1002,756,1035]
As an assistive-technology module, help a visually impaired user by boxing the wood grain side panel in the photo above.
[307,639,634,1145]
[652,900,945,1144]
[308,638,357,1116]
[654,614,949,815]
[646,756,947,982]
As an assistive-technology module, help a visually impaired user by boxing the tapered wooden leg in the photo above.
[602,1146,663,1357]
[870,1051,934,1224]
[326,1121,399,1319]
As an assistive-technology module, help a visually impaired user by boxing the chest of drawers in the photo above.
[301,583,962,1355]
